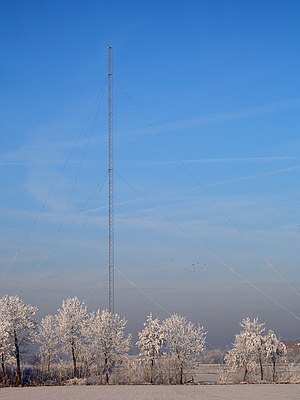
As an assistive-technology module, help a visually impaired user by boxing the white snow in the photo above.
[1,384,299,400]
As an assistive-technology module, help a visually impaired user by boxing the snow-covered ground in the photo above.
[1,384,299,400]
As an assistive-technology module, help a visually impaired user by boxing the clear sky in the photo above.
[1,0,300,347]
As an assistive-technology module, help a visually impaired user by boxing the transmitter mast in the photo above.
[108,45,114,313]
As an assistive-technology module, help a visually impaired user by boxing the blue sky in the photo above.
[1,0,300,347]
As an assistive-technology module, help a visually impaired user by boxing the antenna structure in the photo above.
[108,45,114,313]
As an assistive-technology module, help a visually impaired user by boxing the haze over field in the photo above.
[1,0,300,347]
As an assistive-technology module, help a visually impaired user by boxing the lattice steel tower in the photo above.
[108,46,114,313]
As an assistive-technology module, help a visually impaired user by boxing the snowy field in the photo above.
[1,385,299,400]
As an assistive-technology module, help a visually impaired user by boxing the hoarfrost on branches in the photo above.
[0,293,292,386]
[265,329,287,382]
[224,317,287,382]
[0,295,37,385]
[136,313,164,383]
[162,313,206,384]
[0,303,13,383]
[56,297,88,378]
[37,315,59,373]
[224,317,265,381]
[88,309,131,384]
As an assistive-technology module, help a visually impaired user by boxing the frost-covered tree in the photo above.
[0,310,12,383]
[56,297,88,378]
[224,317,266,381]
[162,314,206,384]
[38,315,59,373]
[88,309,131,384]
[136,313,164,383]
[0,295,37,385]
[265,329,287,382]
[242,318,266,380]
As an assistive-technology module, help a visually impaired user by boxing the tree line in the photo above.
[0,295,289,386]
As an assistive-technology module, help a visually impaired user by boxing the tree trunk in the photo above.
[150,358,154,384]
[71,345,77,378]
[243,367,248,382]
[1,352,6,384]
[176,349,183,384]
[272,360,276,382]
[259,356,264,380]
[180,364,183,384]
[14,329,21,386]
[104,356,109,384]
[47,354,51,374]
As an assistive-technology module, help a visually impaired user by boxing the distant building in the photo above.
[283,341,300,354]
